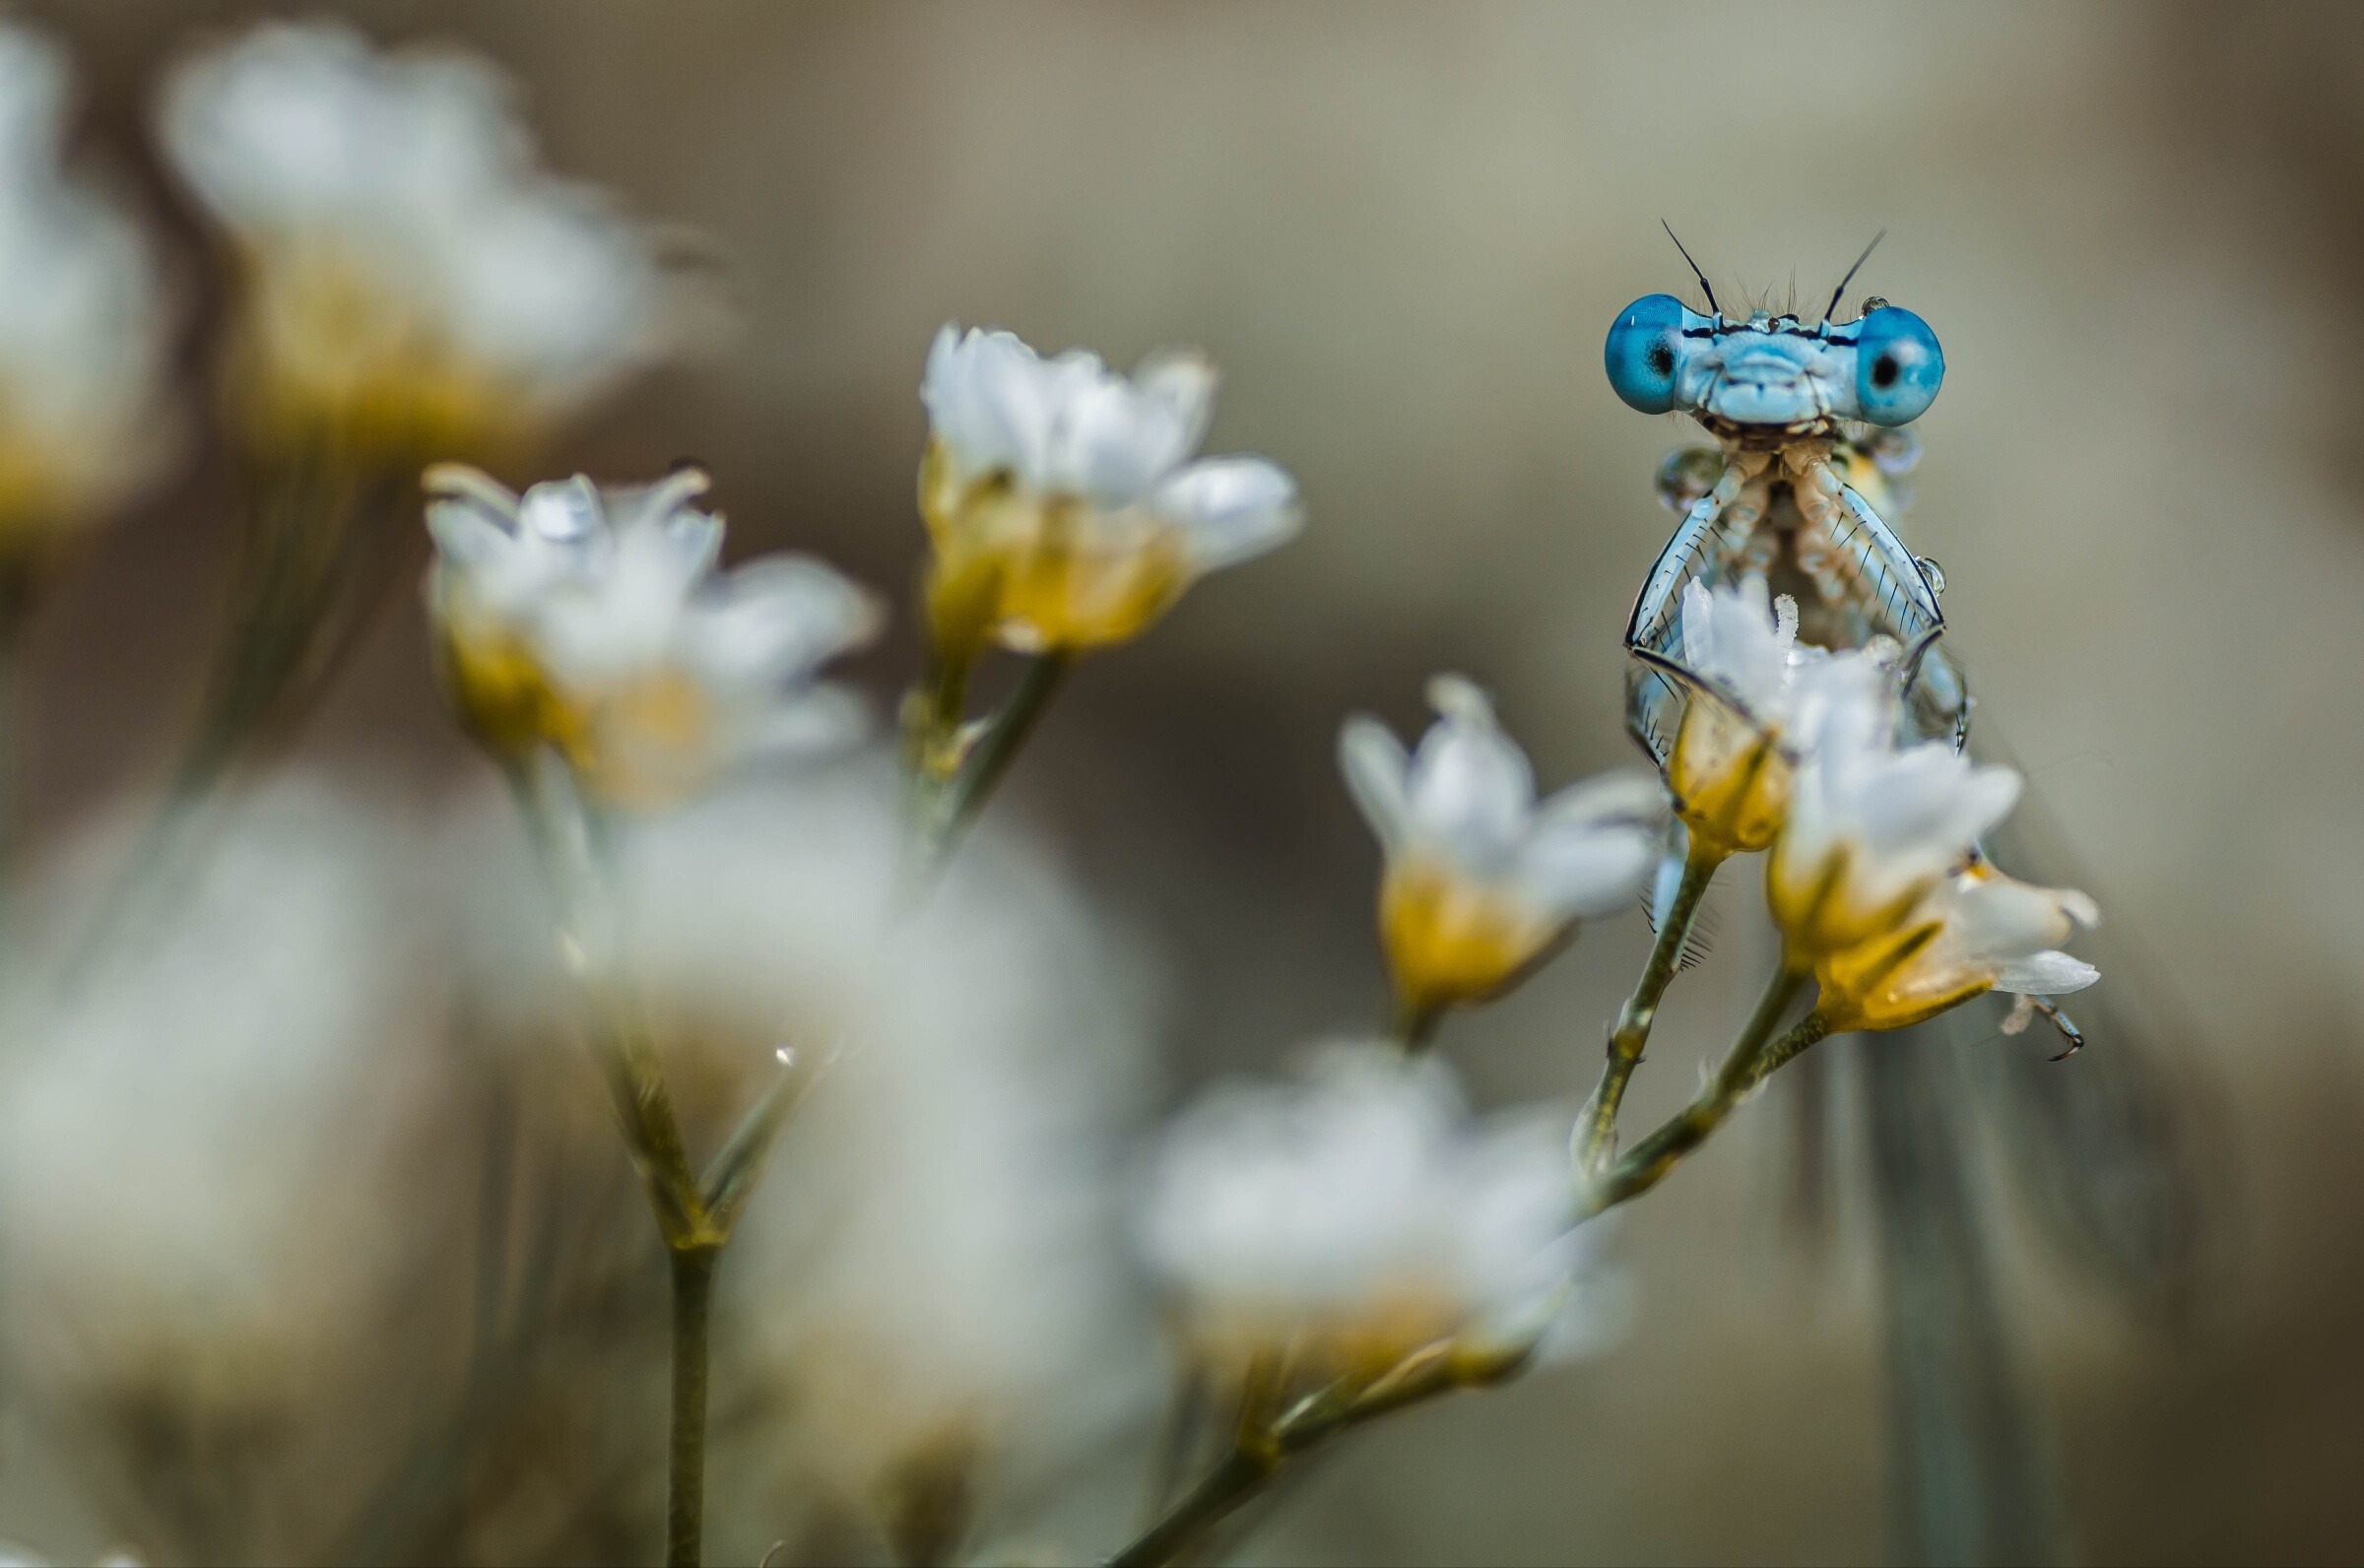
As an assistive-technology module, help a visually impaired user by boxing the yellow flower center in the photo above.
[1670,692,1790,857]
[1379,857,1555,1015]
[435,614,584,764]
[229,237,533,470]
[919,437,1195,655]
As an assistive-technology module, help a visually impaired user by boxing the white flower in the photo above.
[1816,860,2101,1034]
[450,758,1155,1554]
[1665,579,1895,857]
[915,324,1300,653]
[424,464,881,804]
[1768,676,2024,959]
[1759,673,2103,1028]
[159,20,673,449]
[1139,1044,1617,1374]
[1340,675,1662,1015]
[1679,575,1801,718]
[0,779,461,1558]
[0,23,169,535]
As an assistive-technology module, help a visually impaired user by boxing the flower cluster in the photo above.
[1648,578,2101,1033]
[1767,675,2097,1030]
[917,324,1300,661]
[1139,1045,1616,1379]
[425,465,881,806]
[1342,676,1663,1027]
[0,23,169,553]
[160,19,673,463]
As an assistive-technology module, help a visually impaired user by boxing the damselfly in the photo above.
[1601,231,2218,1279]
[1603,233,2220,1558]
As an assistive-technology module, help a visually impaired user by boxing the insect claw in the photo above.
[2031,995,2086,1062]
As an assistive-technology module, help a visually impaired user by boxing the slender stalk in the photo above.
[501,755,827,1566]
[0,575,32,933]
[667,1244,718,1568]
[1385,993,1444,1055]
[929,651,1069,863]
[1586,974,1828,1216]
[1575,842,1721,1171]
[1108,1345,1492,1568]
[1107,1447,1270,1568]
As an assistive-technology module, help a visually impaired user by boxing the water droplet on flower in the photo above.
[518,476,601,542]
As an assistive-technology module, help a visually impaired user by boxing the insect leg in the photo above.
[1622,449,1767,653]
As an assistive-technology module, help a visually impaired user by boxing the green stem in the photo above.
[1585,973,1826,1216]
[1106,1446,1269,1568]
[1575,842,1721,1172]
[915,651,1071,875]
[1108,1345,1493,1568]
[1386,994,1444,1055]
[667,1244,717,1568]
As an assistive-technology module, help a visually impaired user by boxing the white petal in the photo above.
[921,324,1044,477]
[1338,717,1412,850]
[1043,371,1195,502]
[422,462,518,520]
[1153,457,1302,571]
[1953,876,2078,959]
[687,555,883,688]
[1994,950,2098,995]
[1533,769,1667,832]
[1517,824,1658,921]
[424,498,517,570]
[1133,349,1218,457]
[1405,706,1535,864]
[739,684,869,759]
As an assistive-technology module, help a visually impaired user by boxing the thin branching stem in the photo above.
[1108,1342,1522,1568]
[502,753,829,1566]
[901,650,1072,890]
[1575,841,1722,1171]
[1584,969,1829,1216]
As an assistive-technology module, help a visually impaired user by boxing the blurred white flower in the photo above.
[424,464,881,805]
[916,323,1300,654]
[1666,578,1891,858]
[1139,1044,1618,1376]
[452,755,1156,1556]
[0,23,170,543]
[1341,675,1662,1019]
[0,779,462,1561]
[159,19,674,457]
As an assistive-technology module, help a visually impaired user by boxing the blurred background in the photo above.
[3,2,2363,1563]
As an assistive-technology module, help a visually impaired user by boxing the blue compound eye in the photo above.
[1605,294,1686,415]
[1853,304,1944,425]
